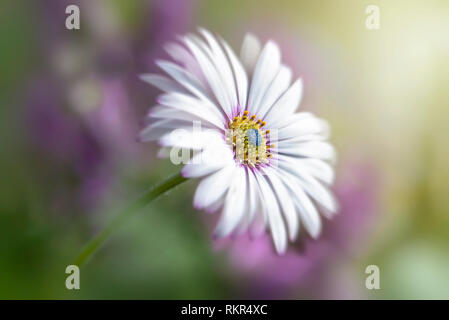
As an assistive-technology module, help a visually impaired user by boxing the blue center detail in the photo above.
[246,128,262,146]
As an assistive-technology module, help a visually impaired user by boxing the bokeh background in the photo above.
[1,0,449,299]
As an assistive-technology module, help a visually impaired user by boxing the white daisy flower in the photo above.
[139,28,337,254]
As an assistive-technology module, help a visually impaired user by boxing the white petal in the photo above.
[277,115,330,141]
[240,33,261,76]
[147,105,192,121]
[254,171,287,254]
[220,37,249,109]
[139,119,194,142]
[140,74,186,94]
[182,152,228,178]
[183,36,233,117]
[182,139,234,177]
[257,65,292,119]
[277,169,322,238]
[156,60,218,113]
[277,141,336,162]
[214,168,247,237]
[264,78,303,126]
[164,42,205,83]
[246,169,260,227]
[269,111,314,130]
[279,160,338,214]
[182,162,222,178]
[247,170,267,238]
[247,41,281,115]
[235,168,259,234]
[205,195,225,214]
[198,28,238,112]
[263,166,299,241]
[293,187,322,239]
[159,128,224,150]
[158,92,224,129]
[149,105,213,125]
[277,155,334,185]
[193,164,236,210]
[278,134,329,145]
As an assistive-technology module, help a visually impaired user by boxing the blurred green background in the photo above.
[1,0,449,299]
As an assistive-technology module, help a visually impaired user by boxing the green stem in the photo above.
[74,172,188,268]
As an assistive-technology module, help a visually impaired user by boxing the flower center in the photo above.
[225,110,273,167]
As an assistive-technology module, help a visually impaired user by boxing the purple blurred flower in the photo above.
[84,78,139,160]
[130,0,196,119]
[140,0,195,70]
[25,77,108,211]
[25,0,195,212]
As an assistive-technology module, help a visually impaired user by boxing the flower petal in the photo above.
[164,42,206,84]
[149,105,215,125]
[277,155,335,185]
[277,115,330,141]
[183,35,233,117]
[159,128,225,151]
[235,168,260,234]
[140,74,186,94]
[240,33,261,76]
[214,167,247,237]
[198,28,239,112]
[156,60,218,112]
[277,141,336,162]
[279,160,338,214]
[220,37,249,110]
[193,164,236,210]
[182,152,228,178]
[263,166,299,241]
[247,41,281,115]
[277,169,322,238]
[158,92,224,129]
[254,171,287,254]
[140,119,194,142]
[257,65,292,119]
[264,78,303,126]
[182,140,234,177]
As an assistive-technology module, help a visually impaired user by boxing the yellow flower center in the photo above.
[225,110,273,167]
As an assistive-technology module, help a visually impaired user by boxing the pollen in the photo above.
[226,111,272,167]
